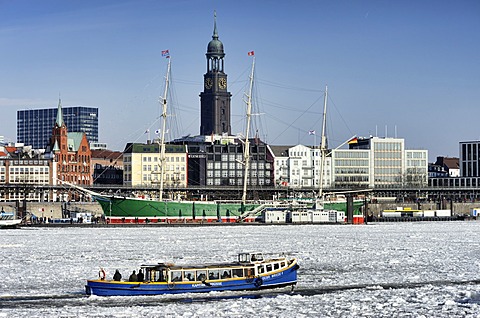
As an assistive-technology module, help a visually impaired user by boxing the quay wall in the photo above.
[367,202,480,216]
[1,201,479,219]
[0,202,103,219]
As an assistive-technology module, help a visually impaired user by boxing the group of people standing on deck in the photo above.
[112,269,145,282]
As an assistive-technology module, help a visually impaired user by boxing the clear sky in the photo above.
[1,0,479,161]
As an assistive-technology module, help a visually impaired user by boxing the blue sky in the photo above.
[1,0,479,161]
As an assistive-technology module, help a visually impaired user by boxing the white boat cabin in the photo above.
[136,253,292,284]
[238,252,264,263]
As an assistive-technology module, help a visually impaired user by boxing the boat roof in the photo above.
[140,253,290,270]
[140,261,248,270]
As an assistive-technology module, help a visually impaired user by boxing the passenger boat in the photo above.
[0,210,22,229]
[85,252,299,296]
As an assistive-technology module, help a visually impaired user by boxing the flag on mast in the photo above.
[247,51,255,56]
[162,50,170,58]
[348,137,358,144]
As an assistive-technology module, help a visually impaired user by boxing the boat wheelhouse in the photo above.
[85,252,298,296]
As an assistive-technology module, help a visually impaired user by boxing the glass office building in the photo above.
[17,106,98,149]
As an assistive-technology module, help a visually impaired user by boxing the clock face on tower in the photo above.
[204,78,213,89]
[219,78,227,89]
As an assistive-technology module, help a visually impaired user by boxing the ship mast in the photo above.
[318,85,328,200]
[241,57,255,205]
[158,58,171,201]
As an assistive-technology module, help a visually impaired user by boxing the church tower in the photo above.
[200,12,232,136]
[51,98,68,153]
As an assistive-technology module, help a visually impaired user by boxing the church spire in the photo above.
[213,10,218,40]
[55,97,64,127]
[206,11,225,62]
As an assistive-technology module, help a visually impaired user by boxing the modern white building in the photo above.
[339,136,427,188]
[459,141,480,177]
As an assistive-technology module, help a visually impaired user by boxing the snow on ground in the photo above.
[1,222,480,317]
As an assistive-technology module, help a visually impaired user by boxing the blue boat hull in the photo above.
[86,264,298,296]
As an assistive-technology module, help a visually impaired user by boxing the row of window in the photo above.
[374,142,403,151]
[142,174,185,182]
[291,160,330,166]
[334,151,369,159]
[141,165,185,172]
[334,159,369,167]
[290,169,329,176]
[142,156,185,162]
[204,145,266,154]
[374,160,402,167]
[8,177,50,184]
[406,152,426,159]
[206,178,271,186]
[164,261,287,283]
[461,143,480,161]
[406,160,427,167]
[374,152,402,159]
[0,160,50,166]
[59,165,90,173]
[335,168,369,175]
[335,176,369,182]
[206,162,269,170]
[374,168,402,175]
[2,193,47,200]
[289,179,328,187]
[9,167,49,173]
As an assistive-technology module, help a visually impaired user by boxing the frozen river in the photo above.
[1,222,480,317]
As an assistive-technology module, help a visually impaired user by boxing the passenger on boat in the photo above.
[113,270,122,281]
[222,271,231,279]
[129,270,138,282]
[197,273,206,281]
[186,273,193,281]
[137,269,144,282]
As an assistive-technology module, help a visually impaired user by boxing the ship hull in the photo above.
[94,195,364,223]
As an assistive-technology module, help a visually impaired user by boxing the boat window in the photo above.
[156,270,166,282]
[208,269,220,280]
[281,261,286,268]
[196,270,207,281]
[251,253,264,262]
[232,268,244,278]
[183,270,195,281]
[273,263,280,271]
[238,253,249,263]
[148,269,166,282]
[220,269,231,279]
[257,265,265,274]
[145,269,155,282]
[171,271,182,282]
[266,264,272,272]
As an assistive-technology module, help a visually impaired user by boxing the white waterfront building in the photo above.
[271,144,331,190]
